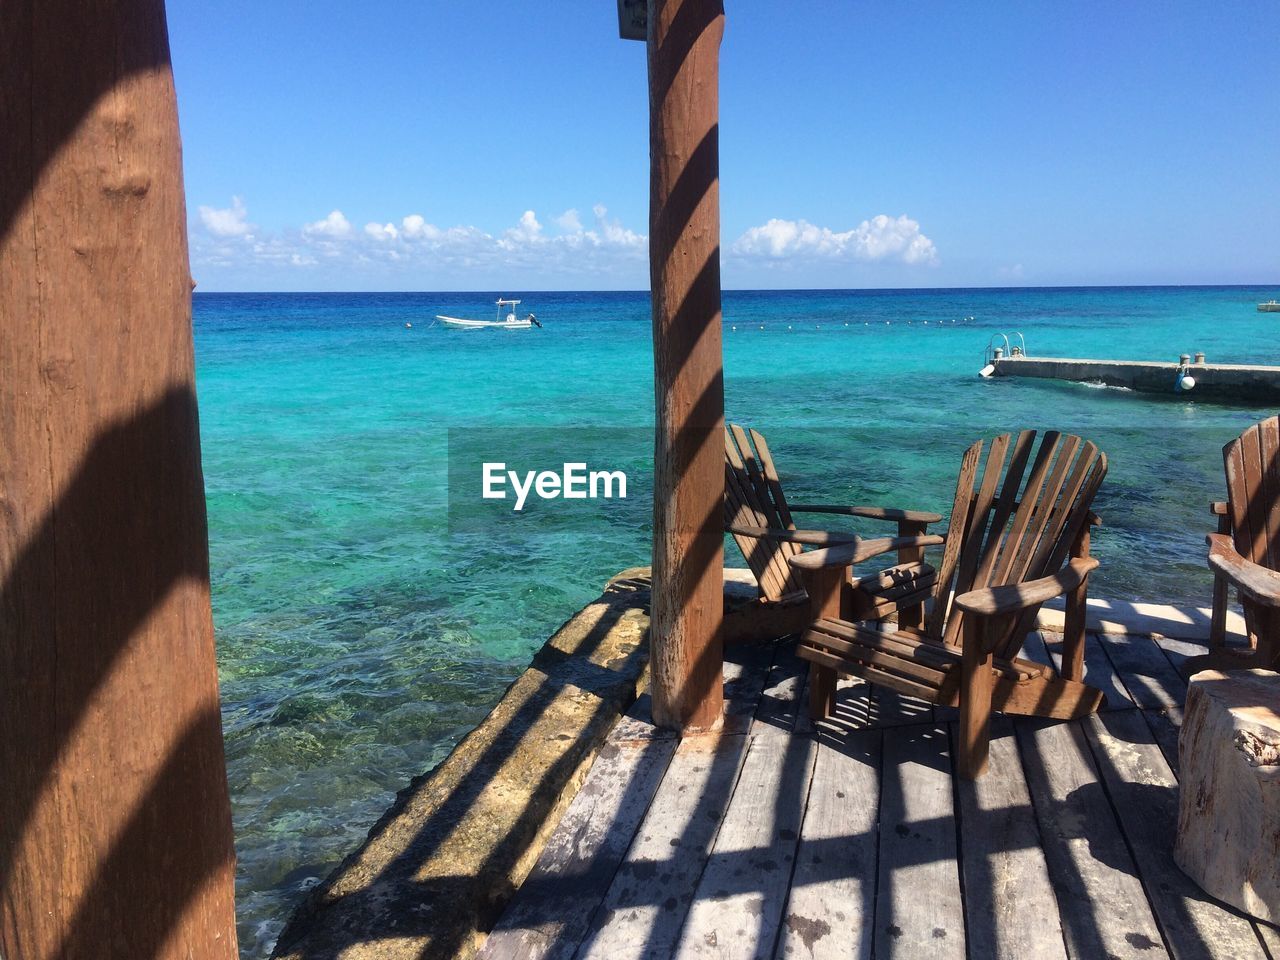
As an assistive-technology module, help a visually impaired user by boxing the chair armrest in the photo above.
[1210,501,1228,517]
[1207,533,1280,608]
[787,535,945,571]
[726,524,861,547]
[953,558,1100,617]
[788,504,943,525]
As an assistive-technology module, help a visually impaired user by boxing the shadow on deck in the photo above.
[478,625,1278,960]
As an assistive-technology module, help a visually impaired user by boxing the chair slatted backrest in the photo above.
[1224,416,1280,573]
[724,424,805,601]
[928,430,1108,659]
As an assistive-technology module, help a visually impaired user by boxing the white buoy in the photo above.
[1179,374,1196,391]
[979,364,996,378]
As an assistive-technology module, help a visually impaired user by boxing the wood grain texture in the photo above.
[577,734,750,960]
[776,728,880,960]
[1087,709,1266,960]
[1,1,239,957]
[1018,719,1169,959]
[1035,631,1134,712]
[874,726,966,959]
[647,0,726,731]
[1098,633,1189,772]
[672,732,816,960]
[953,559,1099,618]
[955,720,1068,960]
[476,632,1266,960]
[479,740,676,960]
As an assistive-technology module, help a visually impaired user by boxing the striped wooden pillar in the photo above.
[1,0,240,956]
[646,0,726,732]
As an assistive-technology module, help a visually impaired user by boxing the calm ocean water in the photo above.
[195,286,1278,955]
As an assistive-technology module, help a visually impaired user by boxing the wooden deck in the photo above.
[476,627,1280,960]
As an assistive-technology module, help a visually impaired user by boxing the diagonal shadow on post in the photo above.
[1,387,237,959]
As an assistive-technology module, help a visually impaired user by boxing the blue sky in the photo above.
[169,1,1279,291]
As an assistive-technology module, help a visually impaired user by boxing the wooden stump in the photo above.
[1175,668,1280,922]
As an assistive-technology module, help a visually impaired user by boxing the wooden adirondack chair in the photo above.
[1202,416,1280,671]
[791,430,1108,778]
[724,423,944,644]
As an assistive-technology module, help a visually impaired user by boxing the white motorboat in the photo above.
[437,298,541,329]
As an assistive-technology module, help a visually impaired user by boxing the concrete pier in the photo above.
[990,354,1280,402]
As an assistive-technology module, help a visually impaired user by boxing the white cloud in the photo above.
[504,210,543,242]
[732,214,937,265]
[189,202,650,286]
[198,196,252,237]
[401,214,441,240]
[303,210,352,238]
[592,204,645,248]
[365,221,399,241]
[556,209,583,232]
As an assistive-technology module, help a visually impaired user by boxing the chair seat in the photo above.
[798,616,1047,706]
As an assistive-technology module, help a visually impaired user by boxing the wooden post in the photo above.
[1,1,240,958]
[646,0,726,732]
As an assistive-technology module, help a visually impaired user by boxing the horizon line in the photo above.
[193,282,1280,296]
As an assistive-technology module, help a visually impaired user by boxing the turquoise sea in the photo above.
[196,286,1279,955]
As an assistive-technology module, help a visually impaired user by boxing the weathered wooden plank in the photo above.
[955,720,1068,960]
[673,731,816,959]
[612,642,775,743]
[576,734,750,960]
[926,438,984,637]
[1085,708,1266,960]
[874,725,965,959]
[776,728,880,960]
[1037,631,1134,711]
[752,644,807,737]
[1102,634,1187,712]
[726,642,781,734]
[1017,718,1169,959]
[1097,633,1188,772]
[1153,635,1213,678]
[608,693,680,743]
[481,739,677,960]
[1016,629,1058,669]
